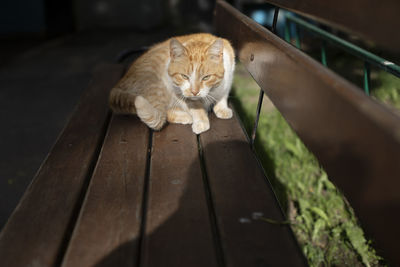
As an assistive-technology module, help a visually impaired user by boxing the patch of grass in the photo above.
[231,63,383,266]
[371,70,400,112]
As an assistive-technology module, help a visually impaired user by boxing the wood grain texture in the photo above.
[0,64,124,267]
[266,0,400,52]
[61,115,149,267]
[216,1,400,264]
[142,123,218,267]
[200,112,307,267]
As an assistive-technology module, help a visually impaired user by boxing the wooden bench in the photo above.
[0,67,307,267]
[1,1,400,266]
[0,45,306,267]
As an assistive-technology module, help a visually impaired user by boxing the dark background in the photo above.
[1,0,250,230]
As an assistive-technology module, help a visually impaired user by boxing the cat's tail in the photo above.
[109,88,137,114]
[109,89,166,130]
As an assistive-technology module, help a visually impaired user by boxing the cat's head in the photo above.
[167,38,225,100]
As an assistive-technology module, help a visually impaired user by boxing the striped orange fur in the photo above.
[109,33,235,134]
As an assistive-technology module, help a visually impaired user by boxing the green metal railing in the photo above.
[284,14,400,96]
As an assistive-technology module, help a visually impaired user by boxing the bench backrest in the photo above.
[215,0,400,264]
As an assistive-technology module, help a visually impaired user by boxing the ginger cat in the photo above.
[109,33,235,134]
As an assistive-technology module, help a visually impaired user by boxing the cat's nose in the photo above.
[191,88,200,96]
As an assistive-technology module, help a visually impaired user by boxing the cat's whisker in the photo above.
[170,98,177,111]
[170,95,184,111]
[174,97,181,109]
[205,96,214,107]
[178,95,186,107]
[207,94,218,103]
[203,96,216,111]
[202,96,210,107]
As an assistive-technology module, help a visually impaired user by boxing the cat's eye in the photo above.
[181,74,189,80]
[202,75,211,81]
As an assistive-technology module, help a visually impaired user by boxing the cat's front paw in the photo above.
[167,109,193,125]
[214,107,233,119]
[192,120,210,134]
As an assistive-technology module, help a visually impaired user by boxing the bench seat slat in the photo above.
[61,115,149,267]
[200,112,307,267]
[0,64,124,267]
[142,124,219,267]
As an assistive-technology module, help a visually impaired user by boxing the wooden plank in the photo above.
[0,64,124,267]
[200,112,307,267]
[266,0,400,52]
[61,115,149,267]
[142,123,219,267]
[215,1,400,264]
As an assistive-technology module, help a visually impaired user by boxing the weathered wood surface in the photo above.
[142,123,219,267]
[0,60,305,267]
[265,0,400,52]
[216,0,400,264]
[200,113,307,267]
[60,112,304,267]
[0,64,124,267]
[61,115,149,267]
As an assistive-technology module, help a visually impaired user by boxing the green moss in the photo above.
[231,63,383,266]
[371,70,400,111]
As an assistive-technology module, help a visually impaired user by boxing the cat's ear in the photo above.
[170,38,186,59]
[207,39,224,60]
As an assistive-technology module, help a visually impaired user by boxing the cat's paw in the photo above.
[214,106,233,119]
[192,120,210,134]
[167,109,193,124]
